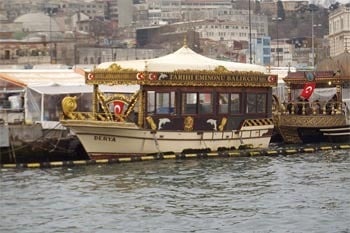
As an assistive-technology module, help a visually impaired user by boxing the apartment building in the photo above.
[195,19,257,48]
[328,5,350,57]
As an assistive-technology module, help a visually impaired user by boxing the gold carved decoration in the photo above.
[94,63,137,72]
[108,63,123,71]
[146,116,157,130]
[96,90,140,122]
[184,116,194,131]
[62,96,78,119]
[218,117,227,131]
[97,91,114,121]
[214,65,229,73]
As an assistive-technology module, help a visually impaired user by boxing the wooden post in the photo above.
[93,84,98,120]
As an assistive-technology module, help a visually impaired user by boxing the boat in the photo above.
[0,67,138,163]
[60,44,278,160]
[273,70,350,144]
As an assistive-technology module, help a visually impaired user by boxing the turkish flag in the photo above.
[114,101,124,115]
[300,82,316,99]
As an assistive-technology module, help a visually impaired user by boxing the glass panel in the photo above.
[26,89,41,122]
[156,92,170,114]
[170,92,175,113]
[44,94,59,121]
[247,93,257,113]
[199,93,212,114]
[218,93,229,114]
[147,91,155,114]
[230,93,240,114]
[78,93,92,112]
[256,93,267,113]
[182,93,197,114]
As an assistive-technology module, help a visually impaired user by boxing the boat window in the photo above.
[257,93,267,113]
[247,93,267,113]
[199,93,213,114]
[218,93,229,114]
[230,93,241,114]
[182,93,197,114]
[218,93,240,114]
[156,92,175,114]
[147,91,155,114]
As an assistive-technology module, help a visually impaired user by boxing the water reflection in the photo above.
[1,150,350,233]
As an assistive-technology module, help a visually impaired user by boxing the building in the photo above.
[107,0,134,27]
[254,36,271,66]
[270,38,294,67]
[328,5,350,57]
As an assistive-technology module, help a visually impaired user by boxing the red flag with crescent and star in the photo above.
[113,101,125,115]
[300,82,316,99]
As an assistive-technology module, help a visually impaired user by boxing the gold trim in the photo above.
[146,116,157,130]
[184,116,194,131]
[218,117,227,131]
[85,70,277,87]
[61,96,78,119]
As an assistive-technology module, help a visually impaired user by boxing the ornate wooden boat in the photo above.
[273,71,350,144]
[60,45,277,159]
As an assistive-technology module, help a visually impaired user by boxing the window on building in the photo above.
[263,39,270,46]
[263,48,270,55]
[4,50,10,59]
[263,57,270,65]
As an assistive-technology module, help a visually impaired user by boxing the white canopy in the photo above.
[0,69,138,94]
[98,46,267,73]
[0,69,85,87]
[30,84,139,95]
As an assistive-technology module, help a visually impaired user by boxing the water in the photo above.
[1,150,350,233]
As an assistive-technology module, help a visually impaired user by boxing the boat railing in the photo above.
[279,101,346,116]
[61,111,118,121]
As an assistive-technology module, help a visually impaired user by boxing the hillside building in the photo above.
[328,5,350,57]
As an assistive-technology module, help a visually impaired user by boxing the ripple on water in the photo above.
[1,150,350,233]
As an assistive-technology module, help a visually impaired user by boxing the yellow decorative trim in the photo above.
[146,116,157,130]
[184,116,194,131]
[214,65,229,72]
[61,96,78,119]
[218,117,227,131]
[84,69,275,87]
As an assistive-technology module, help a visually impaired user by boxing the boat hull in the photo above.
[61,120,274,159]
[276,114,350,144]
[0,124,88,163]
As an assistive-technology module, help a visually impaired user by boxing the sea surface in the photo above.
[1,149,350,233]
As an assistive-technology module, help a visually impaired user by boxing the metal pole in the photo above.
[248,0,252,64]
[49,9,52,64]
[277,21,279,67]
[273,17,281,67]
[311,9,314,68]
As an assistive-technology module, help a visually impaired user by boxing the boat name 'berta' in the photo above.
[94,135,116,142]
[170,74,266,82]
